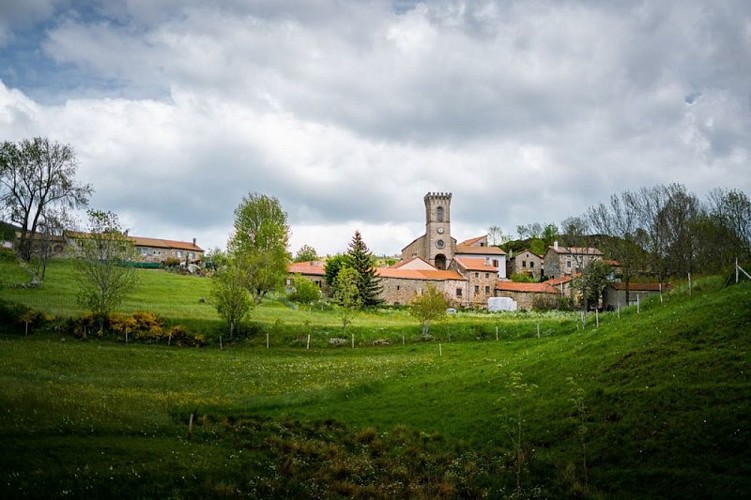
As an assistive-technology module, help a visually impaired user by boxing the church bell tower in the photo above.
[424,192,453,269]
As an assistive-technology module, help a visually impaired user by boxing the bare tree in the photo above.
[0,138,92,261]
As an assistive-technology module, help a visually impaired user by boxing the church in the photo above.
[377,192,507,307]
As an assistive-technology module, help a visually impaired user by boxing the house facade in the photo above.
[495,281,558,311]
[451,256,499,307]
[455,236,507,279]
[377,258,467,306]
[543,242,603,279]
[506,249,543,280]
[131,236,204,263]
[288,261,326,289]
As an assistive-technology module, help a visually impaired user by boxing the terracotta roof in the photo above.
[390,257,435,270]
[458,235,487,246]
[288,261,326,276]
[547,245,602,255]
[545,274,579,286]
[453,256,498,272]
[130,236,204,252]
[377,267,466,281]
[495,281,557,294]
[455,244,505,255]
[609,282,671,292]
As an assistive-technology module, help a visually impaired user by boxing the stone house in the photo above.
[451,256,498,307]
[506,249,543,280]
[494,281,558,311]
[455,235,506,279]
[131,236,204,263]
[543,242,603,279]
[377,258,467,306]
[288,260,326,289]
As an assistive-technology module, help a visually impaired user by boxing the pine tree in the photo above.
[345,230,383,307]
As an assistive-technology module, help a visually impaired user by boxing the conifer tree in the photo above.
[345,230,383,307]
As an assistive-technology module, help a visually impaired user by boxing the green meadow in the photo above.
[0,258,749,498]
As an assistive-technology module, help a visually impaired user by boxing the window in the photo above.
[396,285,400,291]
[474,272,479,278]
[522,261,527,268]
[176,250,183,257]
[493,259,499,267]
[474,285,479,294]
[566,259,572,269]
[456,288,462,297]
[436,206,444,222]
[530,262,535,268]
[485,273,489,279]
[485,286,490,294]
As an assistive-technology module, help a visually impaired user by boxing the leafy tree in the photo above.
[588,192,645,304]
[324,253,348,290]
[293,244,319,263]
[228,192,290,302]
[409,283,448,335]
[73,210,138,333]
[576,260,611,310]
[211,259,252,339]
[287,274,321,305]
[332,266,360,334]
[345,230,383,307]
[0,138,92,261]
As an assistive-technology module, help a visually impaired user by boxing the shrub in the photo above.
[0,299,46,334]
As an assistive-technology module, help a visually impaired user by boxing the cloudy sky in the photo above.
[1,1,749,256]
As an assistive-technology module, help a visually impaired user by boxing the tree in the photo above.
[0,138,92,261]
[488,225,511,246]
[324,253,348,290]
[287,274,321,305]
[332,266,360,334]
[409,283,448,335]
[293,244,319,263]
[228,192,290,302]
[345,230,383,307]
[74,210,138,333]
[577,260,611,310]
[211,259,252,339]
[588,192,644,304]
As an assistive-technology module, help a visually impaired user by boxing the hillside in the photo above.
[0,260,749,497]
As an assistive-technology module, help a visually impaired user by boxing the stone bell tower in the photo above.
[424,192,453,269]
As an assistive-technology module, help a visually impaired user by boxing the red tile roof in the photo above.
[377,267,466,281]
[288,261,326,276]
[453,256,498,272]
[390,257,434,269]
[545,274,579,286]
[458,235,487,246]
[130,236,204,252]
[455,244,505,255]
[496,281,558,294]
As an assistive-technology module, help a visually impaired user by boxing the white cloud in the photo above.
[0,0,749,256]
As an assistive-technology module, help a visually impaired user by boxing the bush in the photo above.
[0,299,46,334]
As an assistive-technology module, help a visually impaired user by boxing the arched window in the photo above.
[436,206,444,222]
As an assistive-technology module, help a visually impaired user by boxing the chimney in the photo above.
[192,238,196,247]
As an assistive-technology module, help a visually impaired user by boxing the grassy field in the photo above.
[0,257,749,498]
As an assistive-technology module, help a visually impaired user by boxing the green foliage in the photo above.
[74,210,138,332]
[228,192,290,302]
[287,274,321,305]
[210,260,253,338]
[510,272,537,283]
[577,259,611,309]
[409,283,448,335]
[0,137,92,261]
[293,244,318,263]
[333,266,361,334]
[324,253,347,289]
[345,231,383,307]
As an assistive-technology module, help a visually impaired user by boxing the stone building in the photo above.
[495,281,558,311]
[401,192,456,270]
[377,258,466,306]
[506,249,543,280]
[543,242,602,279]
[288,261,326,289]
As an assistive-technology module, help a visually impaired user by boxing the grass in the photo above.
[0,256,749,497]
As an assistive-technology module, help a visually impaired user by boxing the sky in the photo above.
[1,0,749,256]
